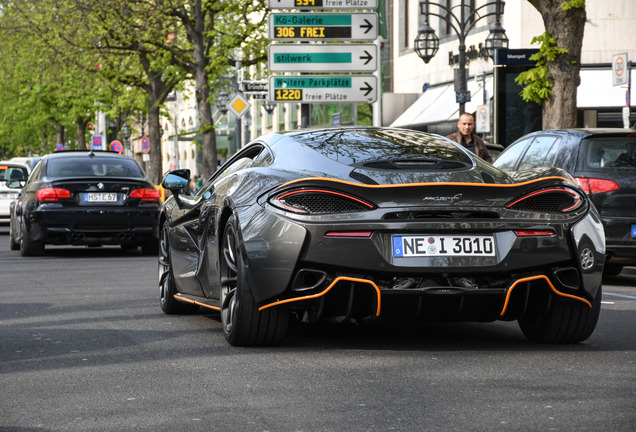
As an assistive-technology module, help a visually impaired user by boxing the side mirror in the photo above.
[6,179,25,189]
[161,169,190,207]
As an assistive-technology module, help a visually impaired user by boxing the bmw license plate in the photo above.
[86,192,117,203]
[393,235,496,257]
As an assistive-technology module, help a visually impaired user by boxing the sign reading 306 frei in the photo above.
[267,0,378,10]
[269,13,377,41]
[268,44,377,72]
[268,75,377,104]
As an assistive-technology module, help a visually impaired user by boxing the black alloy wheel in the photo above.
[19,220,44,257]
[220,215,289,346]
[9,221,19,251]
[158,224,198,314]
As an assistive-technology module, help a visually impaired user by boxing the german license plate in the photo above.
[86,192,117,203]
[393,235,496,257]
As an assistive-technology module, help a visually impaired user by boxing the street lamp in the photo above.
[121,123,131,155]
[263,101,277,115]
[415,0,509,113]
[216,89,230,115]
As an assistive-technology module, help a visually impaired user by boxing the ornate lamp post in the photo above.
[121,123,131,155]
[215,89,230,115]
[414,0,509,114]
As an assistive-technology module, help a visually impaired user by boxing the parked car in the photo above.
[8,150,161,256]
[159,126,603,346]
[493,128,636,276]
[10,156,42,171]
[0,161,30,224]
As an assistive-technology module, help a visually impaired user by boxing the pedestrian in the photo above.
[446,112,492,163]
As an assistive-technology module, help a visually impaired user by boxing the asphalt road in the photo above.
[0,227,635,432]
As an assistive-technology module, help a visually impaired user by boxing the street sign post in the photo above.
[612,53,628,87]
[267,0,378,10]
[141,136,150,154]
[110,140,123,154]
[268,43,377,72]
[268,75,377,103]
[269,13,377,41]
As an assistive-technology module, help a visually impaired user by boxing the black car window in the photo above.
[492,138,532,171]
[47,157,145,178]
[518,136,560,170]
[291,128,473,166]
[0,165,28,182]
[583,137,636,169]
[195,144,265,196]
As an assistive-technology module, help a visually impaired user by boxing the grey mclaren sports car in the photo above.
[158,127,604,346]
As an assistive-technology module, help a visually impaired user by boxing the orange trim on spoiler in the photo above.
[500,275,592,316]
[174,294,221,311]
[280,176,577,190]
[258,276,382,315]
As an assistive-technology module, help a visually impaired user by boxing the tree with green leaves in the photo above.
[516,0,586,129]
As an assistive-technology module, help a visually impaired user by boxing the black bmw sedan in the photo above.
[9,151,161,256]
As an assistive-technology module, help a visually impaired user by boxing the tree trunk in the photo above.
[147,95,163,185]
[55,123,64,148]
[190,1,218,178]
[76,118,88,150]
[529,0,586,129]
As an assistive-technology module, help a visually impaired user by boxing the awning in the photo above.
[390,76,493,128]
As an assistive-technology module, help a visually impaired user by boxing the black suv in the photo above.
[494,128,636,276]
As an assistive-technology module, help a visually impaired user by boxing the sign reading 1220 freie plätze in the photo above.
[269,13,377,41]
[267,0,377,10]
[268,75,377,104]
[268,44,377,72]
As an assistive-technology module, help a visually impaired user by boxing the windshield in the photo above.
[47,156,145,178]
[0,164,28,182]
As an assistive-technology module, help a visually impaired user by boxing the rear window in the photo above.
[290,128,473,166]
[0,165,28,182]
[47,156,145,178]
[582,137,636,170]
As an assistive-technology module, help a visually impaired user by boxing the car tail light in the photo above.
[130,188,161,202]
[575,177,620,195]
[36,187,72,202]
[506,188,583,213]
[271,188,375,214]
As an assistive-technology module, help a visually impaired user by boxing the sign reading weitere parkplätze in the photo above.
[267,0,378,10]
[268,44,377,72]
[268,75,377,103]
[269,13,378,41]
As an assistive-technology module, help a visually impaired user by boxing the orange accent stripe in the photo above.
[258,276,382,315]
[174,294,221,311]
[280,176,577,190]
[500,275,592,316]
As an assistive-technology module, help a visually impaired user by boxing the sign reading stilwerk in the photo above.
[268,44,377,72]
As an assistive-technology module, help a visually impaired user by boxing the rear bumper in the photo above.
[602,215,636,264]
[26,207,159,245]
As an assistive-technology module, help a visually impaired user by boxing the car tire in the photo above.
[158,224,198,314]
[220,215,289,347]
[518,285,602,343]
[603,264,623,277]
[9,222,19,251]
[20,222,44,257]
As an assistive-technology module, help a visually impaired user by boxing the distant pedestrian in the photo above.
[446,112,492,163]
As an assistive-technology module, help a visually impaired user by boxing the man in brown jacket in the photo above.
[446,112,492,163]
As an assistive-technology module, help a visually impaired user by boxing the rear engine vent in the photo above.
[384,210,500,220]
[362,159,468,171]
[349,171,379,185]
[271,189,375,214]
[507,188,583,213]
